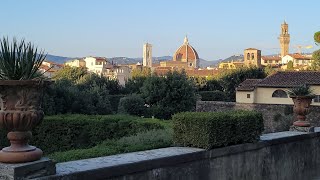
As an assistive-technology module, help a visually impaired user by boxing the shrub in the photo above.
[48,129,173,162]
[141,70,197,119]
[0,115,167,154]
[199,91,227,101]
[43,77,114,115]
[173,111,264,149]
[118,94,146,116]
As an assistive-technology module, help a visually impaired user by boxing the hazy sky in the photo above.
[1,0,319,60]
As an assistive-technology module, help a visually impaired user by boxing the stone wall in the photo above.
[38,131,320,180]
[196,101,320,132]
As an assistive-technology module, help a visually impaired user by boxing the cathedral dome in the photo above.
[173,36,199,63]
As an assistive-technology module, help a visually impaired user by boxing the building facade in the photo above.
[236,71,320,106]
[65,59,86,67]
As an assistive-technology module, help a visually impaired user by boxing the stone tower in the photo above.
[244,48,261,68]
[143,43,152,67]
[279,21,290,57]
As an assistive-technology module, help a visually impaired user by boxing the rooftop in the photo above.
[237,71,320,91]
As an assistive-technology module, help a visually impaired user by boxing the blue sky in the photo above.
[1,0,319,60]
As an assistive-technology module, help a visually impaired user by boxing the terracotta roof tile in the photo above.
[257,71,320,87]
[237,79,263,91]
[261,56,281,61]
[288,53,311,60]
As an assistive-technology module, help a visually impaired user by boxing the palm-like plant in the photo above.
[287,85,315,97]
[0,37,46,80]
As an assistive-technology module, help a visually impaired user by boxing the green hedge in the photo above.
[199,90,227,101]
[173,111,263,149]
[0,114,167,154]
[49,129,173,162]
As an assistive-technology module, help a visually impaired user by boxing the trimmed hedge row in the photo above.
[0,114,167,154]
[49,129,173,162]
[173,111,263,149]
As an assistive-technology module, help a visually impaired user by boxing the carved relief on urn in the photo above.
[0,80,48,163]
[291,96,313,127]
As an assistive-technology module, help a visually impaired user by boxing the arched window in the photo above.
[272,90,288,98]
[247,53,250,60]
[251,53,255,60]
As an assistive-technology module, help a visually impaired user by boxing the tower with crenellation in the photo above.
[279,21,290,57]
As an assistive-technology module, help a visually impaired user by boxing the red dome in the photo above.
[173,37,199,62]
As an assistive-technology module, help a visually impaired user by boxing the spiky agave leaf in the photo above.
[0,37,47,80]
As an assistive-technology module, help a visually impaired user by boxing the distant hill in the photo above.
[45,54,218,68]
[45,54,73,64]
[222,55,244,63]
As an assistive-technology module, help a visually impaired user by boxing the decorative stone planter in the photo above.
[290,95,313,127]
[0,80,49,163]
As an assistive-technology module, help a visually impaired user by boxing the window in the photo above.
[264,60,267,64]
[251,53,255,60]
[272,90,288,98]
[247,53,250,60]
[247,94,250,98]
[314,95,320,103]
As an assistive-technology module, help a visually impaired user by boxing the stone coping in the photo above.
[37,130,320,180]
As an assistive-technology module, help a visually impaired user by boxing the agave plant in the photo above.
[287,85,315,97]
[0,37,46,80]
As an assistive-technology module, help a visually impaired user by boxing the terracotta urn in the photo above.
[290,96,313,127]
[0,80,49,163]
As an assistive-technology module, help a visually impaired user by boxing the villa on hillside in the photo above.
[236,71,320,106]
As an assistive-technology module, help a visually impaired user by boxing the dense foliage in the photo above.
[217,67,266,101]
[53,66,88,82]
[314,31,320,45]
[131,67,151,78]
[0,115,168,154]
[0,37,46,80]
[200,78,223,91]
[199,91,227,101]
[118,94,146,116]
[48,129,173,162]
[123,76,147,94]
[287,61,294,70]
[141,70,197,119]
[287,85,315,97]
[311,49,320,70]
[43,67,123,115]
[173,111,264,149]
[311,31,320,70]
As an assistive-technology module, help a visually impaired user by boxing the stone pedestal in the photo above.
[290,125,315,132]
[0,158,56,180]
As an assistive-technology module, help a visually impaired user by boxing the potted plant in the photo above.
[288,85,315,127]
[0,37,49,163]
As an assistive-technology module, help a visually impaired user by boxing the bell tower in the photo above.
[143,43,152,67]
[279,21,290,57]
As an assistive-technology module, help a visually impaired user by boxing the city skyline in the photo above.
[1,0,319,60]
